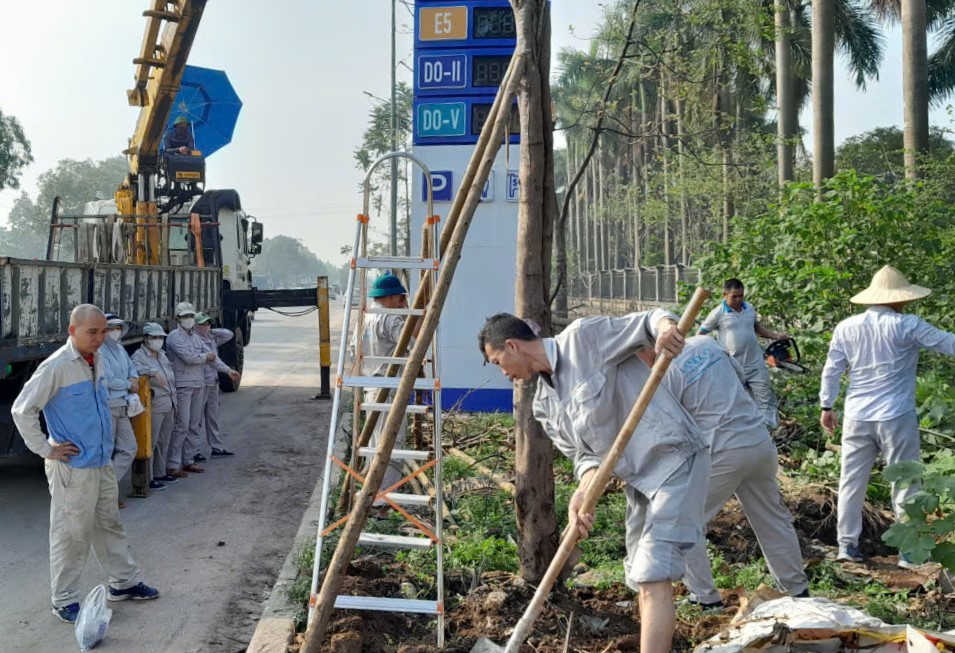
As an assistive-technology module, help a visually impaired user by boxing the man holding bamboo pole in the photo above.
[477,310,709,653]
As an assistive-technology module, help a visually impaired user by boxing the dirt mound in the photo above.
[706,483,895,559]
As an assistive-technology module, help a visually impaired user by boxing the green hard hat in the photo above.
[368,274,407,298]
[173,115,190,126]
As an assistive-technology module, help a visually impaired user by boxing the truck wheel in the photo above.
[218,327,244,392]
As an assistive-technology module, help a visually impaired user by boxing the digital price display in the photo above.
[472,6,515,40]
[414,97,520,145]
[415,1,517,48]
[415,49,513,96]
[470,102,519,136]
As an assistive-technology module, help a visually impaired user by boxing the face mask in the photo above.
[147,338,164,352]
[107,330,122,342]
[180,318,195,330]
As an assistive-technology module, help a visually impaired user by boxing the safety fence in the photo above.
[567,266,702,315]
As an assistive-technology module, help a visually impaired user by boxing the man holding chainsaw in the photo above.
[478,310,708,653]
[699,278,788,428]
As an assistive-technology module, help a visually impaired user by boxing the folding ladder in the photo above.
[307,152,446,647]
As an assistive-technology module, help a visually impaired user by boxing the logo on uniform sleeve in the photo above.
[681,347,719,384]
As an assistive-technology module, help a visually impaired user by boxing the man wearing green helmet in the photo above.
[358,274,422,516]
[164,115,195,155]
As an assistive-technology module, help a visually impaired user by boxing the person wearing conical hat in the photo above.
[820,265,955,569]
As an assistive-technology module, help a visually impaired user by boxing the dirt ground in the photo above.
[292,483,951,653]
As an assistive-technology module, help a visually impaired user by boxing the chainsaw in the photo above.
[764,337,809,374]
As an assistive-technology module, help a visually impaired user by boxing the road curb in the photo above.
[247,412,350,653]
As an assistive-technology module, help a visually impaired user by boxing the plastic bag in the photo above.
[75,584,112,651]
[126,393,145,418]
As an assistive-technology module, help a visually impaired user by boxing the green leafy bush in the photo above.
[882,451,955,571]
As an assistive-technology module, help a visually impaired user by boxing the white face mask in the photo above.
[107,330,122,342]
[146,338,164,352]
[180,318,195,330]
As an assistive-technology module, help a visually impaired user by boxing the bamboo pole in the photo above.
[335,52,524,514]
[302,53,528,653]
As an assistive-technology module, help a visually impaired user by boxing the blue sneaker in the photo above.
[108,582,159,602]
[52,602,80,623]
[898,553,919,570]
[193,453,207,463]
[837,545,864,563]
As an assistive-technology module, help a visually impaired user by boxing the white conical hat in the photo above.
[850,265,932,305]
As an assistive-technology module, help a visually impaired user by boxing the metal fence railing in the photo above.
[567,266,701,314]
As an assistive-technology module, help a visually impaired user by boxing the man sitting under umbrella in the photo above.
[164,115,195,155]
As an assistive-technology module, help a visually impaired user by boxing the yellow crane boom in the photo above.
[125,0,208,177]
[117,0,207,265]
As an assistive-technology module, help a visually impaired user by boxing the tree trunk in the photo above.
[592,157,602,270]
[812,0,834,195]
[513,0,559,583]
[598,146,607,269]
[554,139,570,318]
[676,96,689,264]
[775,0,795,186]
[660,80,673,265]
[902,0,929,179]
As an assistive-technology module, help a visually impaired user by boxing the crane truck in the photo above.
[0,0,316,457]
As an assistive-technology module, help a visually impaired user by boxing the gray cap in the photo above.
[142,323,167,337]
[175,301,197,317]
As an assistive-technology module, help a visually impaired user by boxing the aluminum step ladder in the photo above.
[307,152,446,648]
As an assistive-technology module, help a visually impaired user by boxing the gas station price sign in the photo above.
[415,49,513,96]
[415,1,517,49]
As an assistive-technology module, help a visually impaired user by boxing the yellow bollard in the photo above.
[129,374,152,498]
[315,275,332,400]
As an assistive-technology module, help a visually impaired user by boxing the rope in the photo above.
[264,306,317,318]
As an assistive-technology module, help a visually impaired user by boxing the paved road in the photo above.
[0,306,343,653]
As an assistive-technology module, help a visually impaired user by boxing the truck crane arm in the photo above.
[125,0,208,178]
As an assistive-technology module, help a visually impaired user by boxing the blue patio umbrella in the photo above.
[166,65,242,157]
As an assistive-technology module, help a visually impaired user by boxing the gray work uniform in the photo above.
[661,336,808,603]
[99,339,139,484]
[132,345,177,478]
[700,301,777,428]
[198,329,233,452]
[533,310,710,586]
[359,303,410,498]
[165,326,208,469]
[820,306,955,548]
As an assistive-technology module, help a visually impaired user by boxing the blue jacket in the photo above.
[99,338,138,408]
[11,339,114,468]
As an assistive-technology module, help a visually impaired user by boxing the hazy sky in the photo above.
[0,2,950,264]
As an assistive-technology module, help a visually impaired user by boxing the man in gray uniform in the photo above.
[478,311,707,653]
[357,274,421,512]
[820,265,955,568]
[699,278,787,428]
[640,336,809,608]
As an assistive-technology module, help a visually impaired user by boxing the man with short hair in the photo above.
[165,302,217,475]
[820,265,955,568]
[12,304,159,624]
[639,337,809,608]
[699,278,787,428]
[478,310,705,653]
[100,313,139,492]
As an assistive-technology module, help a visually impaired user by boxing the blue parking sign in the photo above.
[424,171,454,202]
[506,169,519,202]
